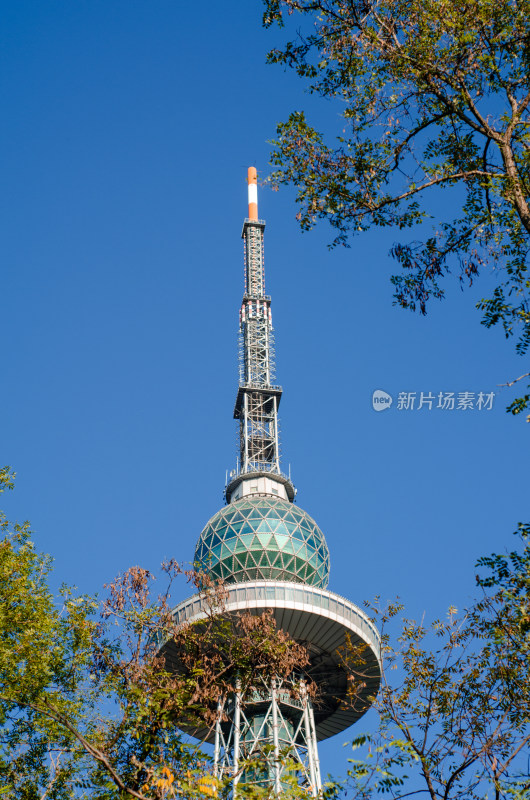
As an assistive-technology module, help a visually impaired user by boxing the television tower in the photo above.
[161,169,381,795]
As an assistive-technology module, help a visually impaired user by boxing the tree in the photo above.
[2,466,528,799]
[0,468,311,799]
[0,465,95,798]
[333,522,530,800]
[262,0,530,416]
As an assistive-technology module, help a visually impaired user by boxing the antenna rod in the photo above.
[248,166,258,221]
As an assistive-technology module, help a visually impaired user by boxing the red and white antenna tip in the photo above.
[247,166,258,220]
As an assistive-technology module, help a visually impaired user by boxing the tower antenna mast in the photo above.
[227,167,294,503]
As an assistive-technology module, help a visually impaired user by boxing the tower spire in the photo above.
[227,169,294,503]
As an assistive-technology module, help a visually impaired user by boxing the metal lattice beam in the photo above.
[213,678,322,798]
[234,219,282,477]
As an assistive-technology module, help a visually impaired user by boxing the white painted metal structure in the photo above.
[160,171,381,798]
[212,676,321,795]
[234,215,284,480]
[228,169,289,494]
[162,583,381,795]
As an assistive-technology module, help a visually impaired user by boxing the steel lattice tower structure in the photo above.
[160,169,381,796]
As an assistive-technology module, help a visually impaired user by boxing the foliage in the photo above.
[0,466,95,798]
[333,522,530,799]
[0,470,312,799]
[3,463,528,799]
[263,0,530,416]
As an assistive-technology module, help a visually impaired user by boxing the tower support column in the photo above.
[233,680,242,787]
[270,679,281,795]
[301,681,319,797]
[308,700,322,789]
[214,696,224,779]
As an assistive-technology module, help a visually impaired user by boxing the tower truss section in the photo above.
[213,676,321,796]
[233,177,283,481]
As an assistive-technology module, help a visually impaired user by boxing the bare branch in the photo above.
[498,371,530,387]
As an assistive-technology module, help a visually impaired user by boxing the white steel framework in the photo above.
[213,677,321,797]
[234,218,283,476]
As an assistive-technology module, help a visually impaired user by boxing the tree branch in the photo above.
[498,371,530,387]
[0,694,150,800]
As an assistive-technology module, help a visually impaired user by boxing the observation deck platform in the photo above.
[160,581,381,743]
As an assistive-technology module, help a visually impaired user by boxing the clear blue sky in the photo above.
[2,0,527,776]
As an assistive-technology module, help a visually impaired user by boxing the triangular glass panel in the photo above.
[246,552,259,568]
[282,539,295,555]
[273,534,288,550]
[227,520,245,536]
[209,532,222,549]
[232,537,245,554]
[222,540,236,556]
[239,521,255,536]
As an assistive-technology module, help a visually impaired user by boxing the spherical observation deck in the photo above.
[194,497,330,588]
[161,580,381,743]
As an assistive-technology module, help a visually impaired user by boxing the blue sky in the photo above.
[2,0,528,776]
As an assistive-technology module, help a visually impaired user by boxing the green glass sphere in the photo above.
[194,496,330,588]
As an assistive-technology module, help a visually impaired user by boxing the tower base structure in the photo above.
[161,581,381,796]
[214,676,321,796]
